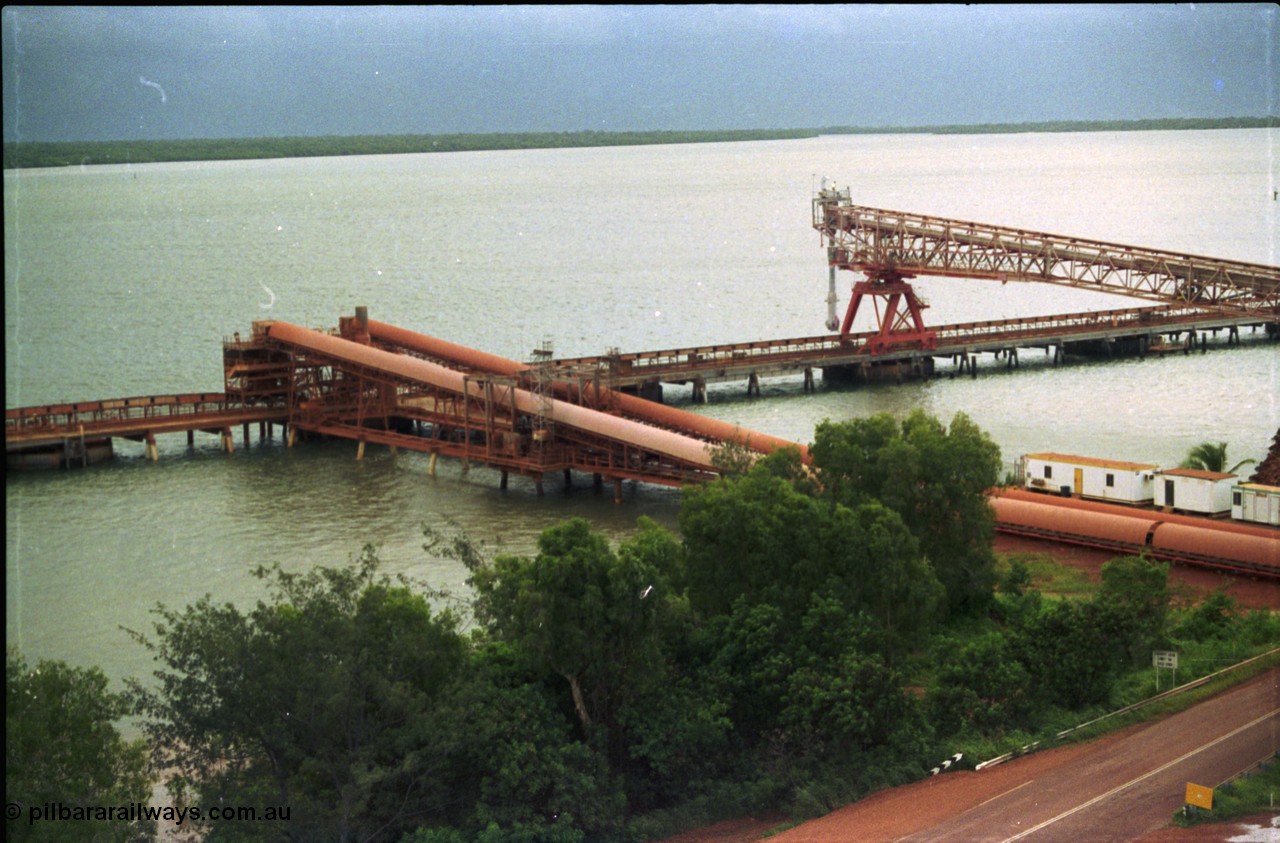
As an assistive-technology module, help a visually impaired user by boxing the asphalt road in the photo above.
[897,668,1280,843]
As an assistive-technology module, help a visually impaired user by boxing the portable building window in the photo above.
[1233,491,1242,505]
[1044,466,1053,479]
[1105,473,1115,487]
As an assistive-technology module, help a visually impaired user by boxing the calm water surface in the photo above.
[6,130,1279,695]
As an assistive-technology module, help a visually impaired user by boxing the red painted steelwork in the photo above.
[5,392,286,449]
[364,318,811,463]
[813,194,1280,317]
[365,320,527,378]
[991,497,1152,550]
[265,321,726,473]
[996,488,1276,540]
[990,489,1279,577]
[1151,523,1280,570]
[841,277,938,354]
[544,304,1268,391]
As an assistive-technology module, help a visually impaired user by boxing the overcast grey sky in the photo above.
[3,5,1276,143]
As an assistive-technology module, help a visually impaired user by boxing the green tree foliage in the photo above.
[1173,591,1238,640]
[1095,555,1171,666]
[679,458,942,654]
[114,408,1259,839]
[464,517,736,826]
[701,597,931,808]
[1177,441,1255,474]
[468,518,681,757]
[128,549,468,842]
[1014,600,1119,709]
[6,652,154,843]
[929,632,1034,735]
[998,558,1033,597]
[618,667,734,809]
[1236,607,1280,647]
[812,411,1002,616]
[778,599,932,782]
[2,128,818,169]
[9,118,1275,170]
[932,557,1172,732]
[435,642,626,840]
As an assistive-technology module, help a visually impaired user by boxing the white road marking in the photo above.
[979,780,1033,809]
[1000,709,1279,842]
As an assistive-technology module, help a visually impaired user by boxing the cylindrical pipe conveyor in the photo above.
[266,321,724,473]
[365,318,811,463]
[991,492,1279,577]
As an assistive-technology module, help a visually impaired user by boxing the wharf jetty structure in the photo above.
[8,307,1277,577]
[7,308,806,501]
[543,187,1278,401]
[7,194,1278,571]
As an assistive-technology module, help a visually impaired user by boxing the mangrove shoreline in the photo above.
[4,116,1277,170]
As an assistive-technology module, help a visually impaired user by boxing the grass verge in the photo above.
[1172,755,1280,827]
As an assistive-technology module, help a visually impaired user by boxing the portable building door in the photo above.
[1074,468,1084,496]
[1164,479,1175,507]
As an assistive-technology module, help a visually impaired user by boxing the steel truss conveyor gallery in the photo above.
[812,184,1280,351]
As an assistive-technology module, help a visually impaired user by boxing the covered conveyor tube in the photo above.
[990,488,1279,575]
[365,318,811,463]
[265,321,724,473]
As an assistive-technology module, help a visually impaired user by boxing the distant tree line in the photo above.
[1,129,816,170]
[6,411,1279,842]
[821,116,1280,136]
[5,117,1276,169]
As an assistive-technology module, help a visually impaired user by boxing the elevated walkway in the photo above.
[5,393,288,466]
[545,303,1272,397]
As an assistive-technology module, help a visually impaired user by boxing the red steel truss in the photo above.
[813,186,1280,351]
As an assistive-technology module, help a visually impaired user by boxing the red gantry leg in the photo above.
[839,271,937,355]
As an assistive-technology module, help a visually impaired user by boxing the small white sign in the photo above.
[1153,650,1178,669]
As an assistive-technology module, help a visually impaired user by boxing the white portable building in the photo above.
[1022,452,1158,505]
[1153,468,1236,515]
[1232,484,1280,526]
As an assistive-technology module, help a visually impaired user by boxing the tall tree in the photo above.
[705,596,932,799]
[129,550,468,842]
[468,518,679,753]
[429,641,627,840]
[1095,554,1171,666]
[812,411,1001,616]
[679,461,942,652]
[6,653,154,843]
[928,632,1034,735]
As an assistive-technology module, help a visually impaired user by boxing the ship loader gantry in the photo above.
[813,183,1280,354]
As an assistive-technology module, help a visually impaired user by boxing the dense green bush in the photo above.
[6,653,154,843]
[929,632,1035,735]
[41,410,1264,842]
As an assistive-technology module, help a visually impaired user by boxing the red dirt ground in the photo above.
[660,812,1278,843]
[994,534,1280,611]
[659,539,1278,843]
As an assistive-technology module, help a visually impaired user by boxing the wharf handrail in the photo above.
[933,304,1250,346]
[550,304,1262,378]
[6,392,240,432]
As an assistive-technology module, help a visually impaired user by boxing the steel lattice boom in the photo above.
[813,187,1280,325]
